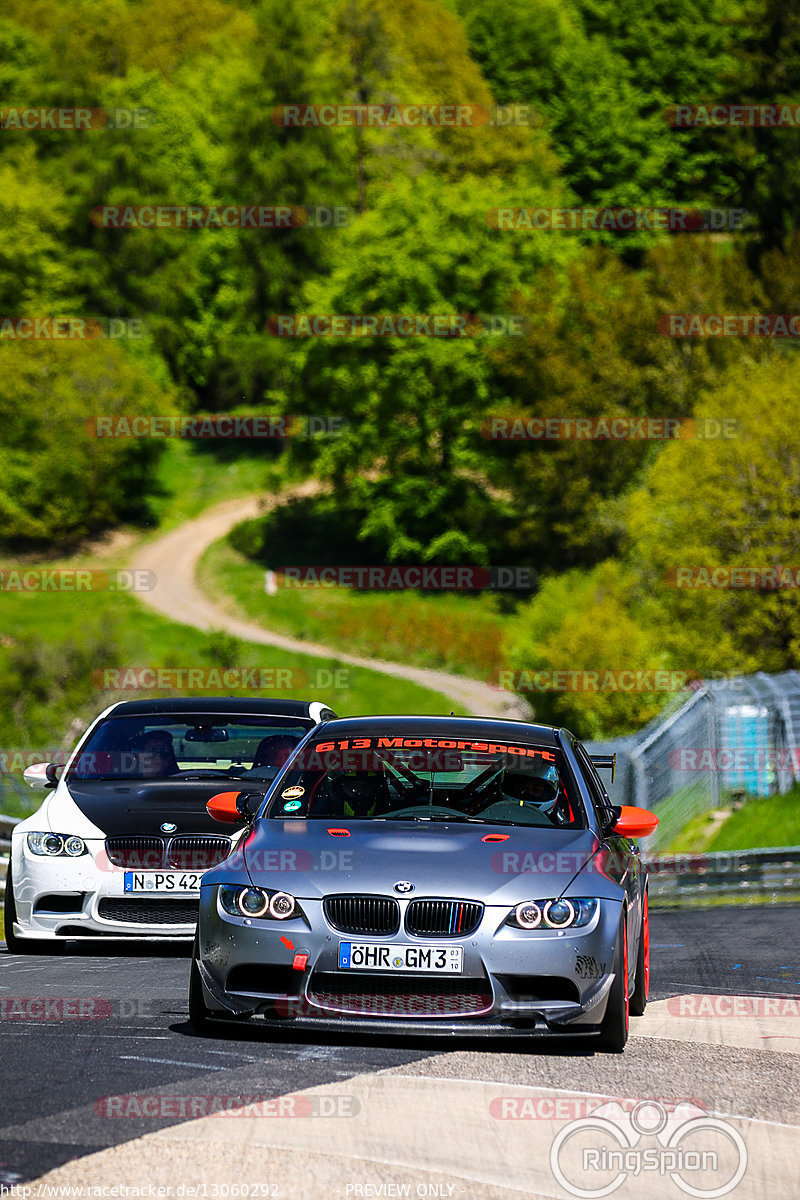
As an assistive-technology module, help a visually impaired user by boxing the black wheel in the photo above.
[188,932,215,1032]
[629,889,650,1017]
[598,912,630,1052]
[3,864,51,955]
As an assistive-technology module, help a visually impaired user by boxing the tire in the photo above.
[188,932,215,1032]
[629,888,650,1016]
[598,911,629,1052]
[3,864,52,955]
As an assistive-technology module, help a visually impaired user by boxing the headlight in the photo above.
[218,885,298,920]
[507,897,597,930]
[27,832,87,857]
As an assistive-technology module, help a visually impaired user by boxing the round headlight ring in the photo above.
[43,834,64,856]
[64,836,85,857]
[515,901,542,929]
[544,898,576,928]
[238,887,269,918]
[268,891,296,919]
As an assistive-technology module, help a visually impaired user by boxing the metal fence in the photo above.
[588,670,800,849]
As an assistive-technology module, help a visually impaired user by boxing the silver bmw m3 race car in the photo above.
[190,714,657,1050]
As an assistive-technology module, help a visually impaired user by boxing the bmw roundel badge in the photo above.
[160,822,177,833]
[394,881,414,893]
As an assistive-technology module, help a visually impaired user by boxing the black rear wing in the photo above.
[589,753,616,783]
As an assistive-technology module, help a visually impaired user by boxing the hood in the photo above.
[243,820,603,904]
[60,778,233,838]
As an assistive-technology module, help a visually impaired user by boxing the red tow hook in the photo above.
[292,951,309,972]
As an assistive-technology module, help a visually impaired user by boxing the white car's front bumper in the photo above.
[10,837,199,940]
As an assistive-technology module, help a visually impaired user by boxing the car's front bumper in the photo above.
[9,838,199,941]
[196,885,623,1034]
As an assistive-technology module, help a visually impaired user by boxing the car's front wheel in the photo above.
[597,912,629,1052]
[188,933,215,1032]
[3,864,59,954]
[629,888,649,1016]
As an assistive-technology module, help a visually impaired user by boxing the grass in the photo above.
[703,787,800,851]
[198,537,511,680]
[140,440,286,536]
[0,444,467,818]
[0,586,465,817]
[664,785,800,853]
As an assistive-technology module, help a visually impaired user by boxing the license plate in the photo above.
[124,872,203,894]
[338,942,463,973]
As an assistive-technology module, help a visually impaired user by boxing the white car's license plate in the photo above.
[124,872,202,894]
[338,942,463,973]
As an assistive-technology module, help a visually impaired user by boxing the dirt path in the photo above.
[130,489,528,718]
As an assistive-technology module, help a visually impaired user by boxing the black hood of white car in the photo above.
[64,778,233,836]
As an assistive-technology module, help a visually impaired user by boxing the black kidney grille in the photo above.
[97,898,198,925]
[167,836,231,869]
[105,837,165,869]
[105,835,230,870]
[323,895,400,935]
[405,899,483,937]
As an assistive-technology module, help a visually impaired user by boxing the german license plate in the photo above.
[338,942,463,972]
[124,872,202,894]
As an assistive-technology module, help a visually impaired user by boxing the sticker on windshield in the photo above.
[281,785,305,800]
[282,799,303,812]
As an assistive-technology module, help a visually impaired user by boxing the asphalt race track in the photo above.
[1,906,799,1200]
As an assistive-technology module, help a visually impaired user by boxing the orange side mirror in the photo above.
[207,791,243,824]
[613,805,659,839]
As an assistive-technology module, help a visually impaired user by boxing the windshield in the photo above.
[66,715,311,781]
[267,734,586,829]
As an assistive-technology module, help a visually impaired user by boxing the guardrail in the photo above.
[644,846,800,904]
